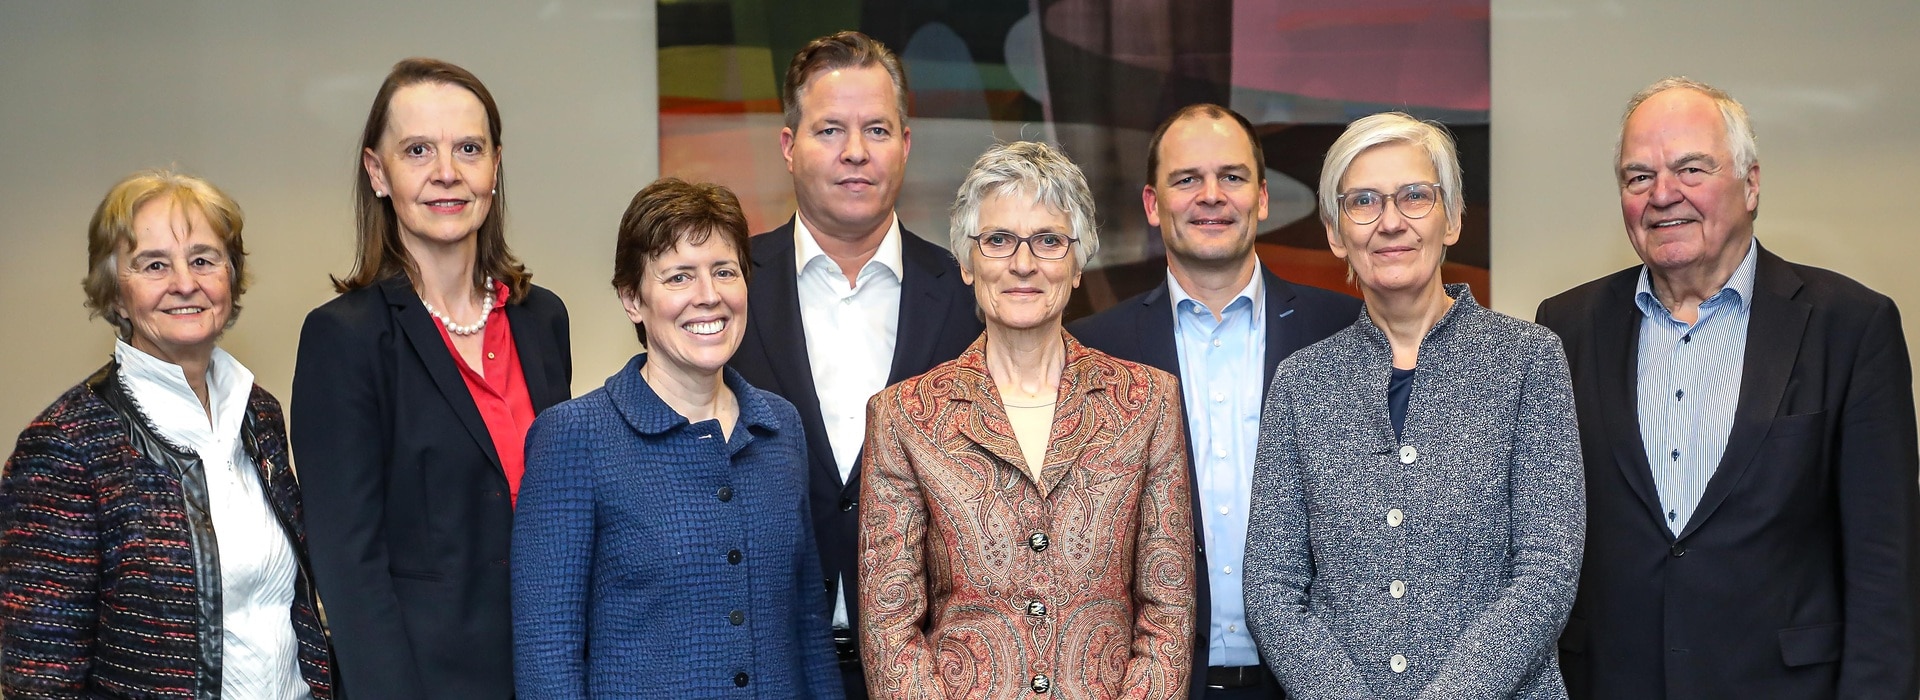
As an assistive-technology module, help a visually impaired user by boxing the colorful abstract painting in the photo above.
[658,0,1490,317]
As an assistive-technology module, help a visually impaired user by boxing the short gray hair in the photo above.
[1616,76,1758,176]
[1317,112,1465,235]
[948,141,1100,272]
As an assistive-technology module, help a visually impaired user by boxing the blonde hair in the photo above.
[83,169,247,337]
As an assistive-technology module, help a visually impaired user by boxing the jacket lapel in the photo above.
[949,340,1027,482]
[749,221,840,488]
[504,299,558,411]
[1678,247,1809,540]
[1261,268,1303,387]
[888,229,959,385]
[382,277,503,472]
[1131,282,1181,376]
[950,335,1102,500]
[1595,272,1670,534]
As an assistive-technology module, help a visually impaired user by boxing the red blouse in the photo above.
[433,280,537,505]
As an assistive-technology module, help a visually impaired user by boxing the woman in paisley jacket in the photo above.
[857,141,1195,700]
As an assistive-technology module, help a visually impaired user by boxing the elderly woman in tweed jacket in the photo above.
[1243,113,1584,700]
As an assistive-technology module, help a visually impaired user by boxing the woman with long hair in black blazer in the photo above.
[291,57,571,700]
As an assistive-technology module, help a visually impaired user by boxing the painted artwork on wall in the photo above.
[658,0,1490,318]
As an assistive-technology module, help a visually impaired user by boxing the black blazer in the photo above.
[1536,245,1919,700]
[728,218,981,663]
[1068,266,1360,699]
[291,276,572,700]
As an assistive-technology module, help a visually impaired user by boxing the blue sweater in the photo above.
[511,354,842,699]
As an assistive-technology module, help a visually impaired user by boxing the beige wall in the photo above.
[0,1,658,434]
[2,1,1917,436]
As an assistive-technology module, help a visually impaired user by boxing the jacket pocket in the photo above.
[1778,622,1842,667]
[1558,615,1589,654]
[389,567,446,582]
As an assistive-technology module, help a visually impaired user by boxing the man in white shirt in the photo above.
[727,30,981,700]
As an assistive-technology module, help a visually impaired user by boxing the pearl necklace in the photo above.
[421,277,496,336]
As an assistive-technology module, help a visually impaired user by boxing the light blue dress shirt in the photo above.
[1169,270,1267,667]
[1635,239,1757,536]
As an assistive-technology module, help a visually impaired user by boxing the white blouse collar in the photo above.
[114,340,255,449]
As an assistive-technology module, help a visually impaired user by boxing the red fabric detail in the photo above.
[433,281,537,506]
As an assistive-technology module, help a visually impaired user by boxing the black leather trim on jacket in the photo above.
[87,360,328,700]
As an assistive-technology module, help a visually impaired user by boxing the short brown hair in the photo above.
[612,178,751,343]
[1145,103,1266,187]
[334,57,531,300]
[84,169,248,338]
[780,31,909,130]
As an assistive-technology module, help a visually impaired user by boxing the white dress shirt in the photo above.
[794,213,904,629]
[116,341,311,700]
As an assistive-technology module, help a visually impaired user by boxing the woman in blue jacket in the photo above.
[511,178,841,699]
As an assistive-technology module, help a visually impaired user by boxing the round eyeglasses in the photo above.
[969,231,1078,260]
[1336,183,1443,226]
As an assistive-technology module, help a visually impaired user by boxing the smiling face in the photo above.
[1145,114,1269,269]
[780,64,911,243]
[115,197,234,365]
[1327,141,1458,298]
[961,191,1081,334]
[1618,88,1759,277]
[620,232,749,380]
[363,82,500,249]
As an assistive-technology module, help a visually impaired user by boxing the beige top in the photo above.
[1003,401,1055,481]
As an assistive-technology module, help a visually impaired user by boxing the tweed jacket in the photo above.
[0,361,334,699]
[511,355,841,698]
[858,332,1195,699]
[1244,285,1584,700]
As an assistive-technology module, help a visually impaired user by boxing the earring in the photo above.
[491,188,498,196]
[375,190,387,198]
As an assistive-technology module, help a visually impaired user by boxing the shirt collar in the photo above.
[1166,266,1263,318]
[607,353,783,438]
[1634,237,1760,318]
[114,339,254,448]
[794,212,905,281]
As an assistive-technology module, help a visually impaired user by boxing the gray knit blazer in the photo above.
[1244,284,1584,700]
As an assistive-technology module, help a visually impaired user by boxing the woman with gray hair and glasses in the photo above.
[857,141,1195,699]
[1243,112,1584,699]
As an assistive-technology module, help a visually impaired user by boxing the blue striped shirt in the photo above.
[1169,270,1266,667]
[1635,239,1758,535]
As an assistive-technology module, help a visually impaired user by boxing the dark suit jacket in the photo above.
[1536,244,1920,700]
[1068,266,1360,699]
[728,218,982,668]
[291,276,572,700]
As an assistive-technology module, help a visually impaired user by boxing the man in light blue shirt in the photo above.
[1072,103,1360,699]
[1536,77,1919,699]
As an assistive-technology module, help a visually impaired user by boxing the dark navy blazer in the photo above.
[728,218,982,664]
[292,276,572,700]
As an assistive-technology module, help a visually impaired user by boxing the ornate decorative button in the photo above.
[1029,532,1049,551]
[1027,600,1047,617]
[1030,674,1051,694]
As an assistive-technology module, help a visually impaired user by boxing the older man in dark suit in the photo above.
[1071,103,1359,699]
[1536,77,1919,699]
[726,31,980,700]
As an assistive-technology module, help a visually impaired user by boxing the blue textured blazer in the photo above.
[512,354,842,699]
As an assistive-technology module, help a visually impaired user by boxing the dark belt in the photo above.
[1205,665,1266,690]
[831,628,860,666]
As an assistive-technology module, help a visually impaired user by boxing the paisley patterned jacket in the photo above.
[858,332,1195,699]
